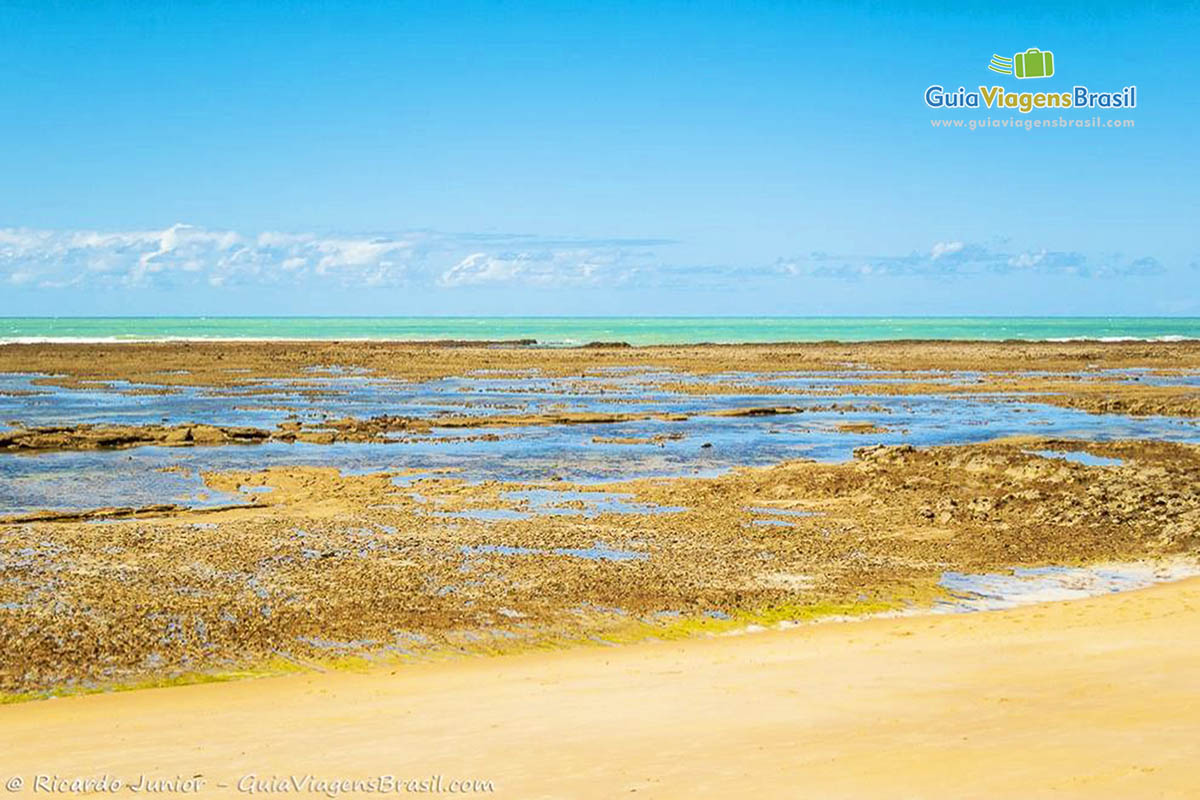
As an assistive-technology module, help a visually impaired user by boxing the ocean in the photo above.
[1,317,1198,346]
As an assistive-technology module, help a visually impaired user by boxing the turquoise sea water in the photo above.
[1,317,1198,345]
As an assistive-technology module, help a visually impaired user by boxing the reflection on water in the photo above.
[936,561,1199,612]
[1026,449,1125,467]
[1,368,1197,515]
[462,542,648,562]
[500,488,685,517]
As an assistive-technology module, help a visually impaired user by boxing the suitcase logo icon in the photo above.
[988,48,1055,79]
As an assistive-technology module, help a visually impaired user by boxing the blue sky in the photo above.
[1,0,1197,315]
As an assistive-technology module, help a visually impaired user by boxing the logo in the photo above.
[989,48,1055,79]
[923,45,1136,115]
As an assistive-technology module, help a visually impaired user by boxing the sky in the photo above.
[1,0,1197,316]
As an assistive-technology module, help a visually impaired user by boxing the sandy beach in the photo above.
[0,340,1198,797]
[2,576,1198,798]
[4,1,1195,794]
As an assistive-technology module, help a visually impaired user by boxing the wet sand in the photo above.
[4,437,1198,695]
[2,576,1198,798]
[1,340,1198,795]
[7,339,1200,381]
[2,341,1199,696]
[2,340,1199,417]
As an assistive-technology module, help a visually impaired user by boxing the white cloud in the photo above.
[0,226,1170,291]
[930,240,964,260]
[439,253,514,287]
[0,225,670,291]
[777,242,1162,280]
[437,248,641,288]
[1007,249,1046,269]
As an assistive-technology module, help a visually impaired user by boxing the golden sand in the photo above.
[1,341,1198,795]
[2,577,1198,798]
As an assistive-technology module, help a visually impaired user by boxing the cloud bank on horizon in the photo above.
[1,3,1196,316]
[0,224,1175,293]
